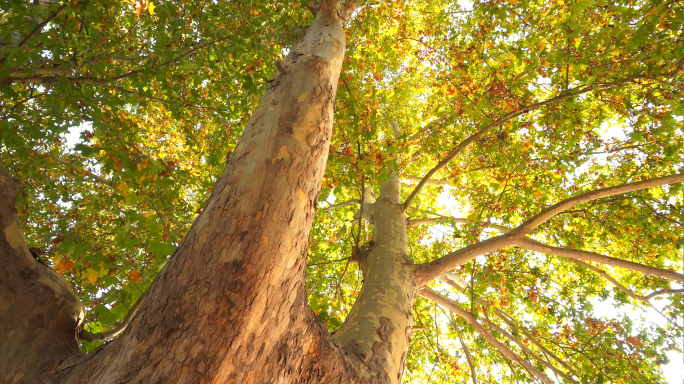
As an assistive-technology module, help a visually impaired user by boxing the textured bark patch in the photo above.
[342,339,367,361]
[272,145,291,162]
[376,317,394,344]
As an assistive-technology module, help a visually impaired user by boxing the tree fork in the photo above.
[0,2,395,383]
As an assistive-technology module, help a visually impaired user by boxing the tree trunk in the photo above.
[0,2,415,384]
[0,168,85,384]
[332,173,415,383]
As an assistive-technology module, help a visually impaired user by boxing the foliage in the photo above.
[1,0,682,382]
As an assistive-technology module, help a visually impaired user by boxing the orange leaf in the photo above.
[626,336,641,347]
[55,259,74,274]
[129,269,142,283]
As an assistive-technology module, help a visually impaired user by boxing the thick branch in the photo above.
[515,173,684,232]
[419,288,554,384]
[414,233,517,288]
[515,237,684,282]
[414,173,683,287]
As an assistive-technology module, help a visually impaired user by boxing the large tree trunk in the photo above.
[1,2,416,384]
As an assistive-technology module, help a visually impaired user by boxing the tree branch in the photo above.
[414,233,517,288]
[514,173,684,232]
[644,289,684,301]
[494,309,579,377]
[402,82,613,210]
[0,3,68,66]
[419,288,554,384]
[80,290,145,342]
[478,314,579,383]
[2,36,233,85]
[407,215,511,233]
[565,258,651,302]
[442,271,581,379]
[402,76,680,210]
[52,157,113,187]
[515,237,684,282]
[414,173,683,287]
[457,333,478,384]
[318,199,359,211]
[402,176,453,187]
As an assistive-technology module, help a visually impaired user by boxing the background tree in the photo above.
[1,0,682,383]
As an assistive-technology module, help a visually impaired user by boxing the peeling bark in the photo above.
[0,168,85,384]
[1,2,406,383]
[332,174,415,384]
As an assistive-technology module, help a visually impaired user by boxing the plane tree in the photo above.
[1,0,682,383]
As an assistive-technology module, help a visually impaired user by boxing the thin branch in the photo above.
[0,3,68,66]
[407,216,511,233]
[645,289,684,301]
[104,85,228,112]
[515,237,684,282]
[566,258,650,302]
[494,309,578,376]
[402,176,454,187]
[306,256,351,267]
[443,272,580,378]
[52,157,113,187]
[458,333,478,384]
[403,82,614,210]
[318,199,360,211]
[419,288,554,384]
[8,91,46,112]
[3,36,232,85]
[402,75,679,210]
[80,290,145,342]
[146,198,171,233]
[515,173,684,232]
[478,314,579,383]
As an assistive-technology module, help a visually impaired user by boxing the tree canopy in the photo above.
[1,0,682,382]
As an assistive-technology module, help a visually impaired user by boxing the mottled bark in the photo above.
[64,3,353,383]
[0,168,85,384]
[333,174,416,384]
[1,2,412,383]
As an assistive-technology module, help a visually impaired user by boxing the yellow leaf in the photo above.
[141,210,154,218]
[148,1,155,15]
[83,268,99,284]
[116,180,129,195]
